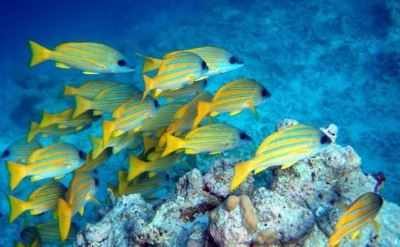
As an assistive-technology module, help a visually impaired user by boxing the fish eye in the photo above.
[201,61,208,71]
[229,56,238,64]
[240,132,252,140]
[261,88,271,98]
[117,59,127,66]
[78,150,86,159]
[94,177,99,186]
[154,100,159,108]
[1,150,10,158]
[320,135,331,144]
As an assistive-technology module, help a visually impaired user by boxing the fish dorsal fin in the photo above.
[55,62,71,69]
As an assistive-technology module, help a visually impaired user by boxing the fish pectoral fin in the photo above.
[93,110,102,116]
[280,161,297,170]
[55,62,71,69]
[372,219,381,234]
[351,230,360,240]
[249,105,259,120]
[54,174,65,180]
[254,167,267,175]
[153,89,163,98]
[78,207,84,216]
[230,110,241,116]
[83,71,99,75]
[88,194,100,205]
[210,111,219,117]
[114,130,125,137]
[185,149,199,154]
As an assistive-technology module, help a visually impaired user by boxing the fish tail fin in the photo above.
[142,74,155,101]
[102,120,115,146]
[158,133,168,148]
[7,161,28,191]
[128,156,148,181]
[8,195,30,223]
[230,160,254,192]
[73,96,92,118]
[28,40,51,67]
[27,121,39,143]
[57,199,73,241]
[63,85,78,97]
[162,134,185,157]
[89,136,104,159]
[193,101,211,128]
[39,112,55,128]
[117,171,128,194]
[137,53,162,73]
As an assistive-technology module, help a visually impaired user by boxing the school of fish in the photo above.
[1,41,383,246]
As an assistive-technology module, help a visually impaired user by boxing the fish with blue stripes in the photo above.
[57,172,97,241]
[110,171,164,197]
[39,109,95,130]
[28,40,134,74]
[73,83,142,117]
[140,46,243,76]
[27,121,83,143]
[64,80,120,99]
[7,142,84,190]
[17,226,40,247]
[329,192,383,247]
[90,131,140,159]
[142,52,209,100]
[162,123,251,156]
[230,124,332,191]
[37,220,78,245]
[193,78,270,128]
[74,147,113,173]
[8,181,66,223]
[139,103,183,136]
[154,79,207,102]
[2,138,42,163]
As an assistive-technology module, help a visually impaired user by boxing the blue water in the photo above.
[1,0,399,245]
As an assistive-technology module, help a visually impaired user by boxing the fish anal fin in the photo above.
[185,149,198,154]
[78,207,84,216]
[229,110,241,116]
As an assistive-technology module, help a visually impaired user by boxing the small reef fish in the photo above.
[1,138,42,163]
[8,181,66,223]
[7,142,83,190]
[142,52,209,100]
[154,79,207,102]
[18,226,40,247]
[329,192,383,247]
[102,97,158,144]
[74,148,113,173]
[90,131,140,159]
[28,40,134,74]
[230,124,332,191]
[141,46,243,76]
[27,121,83,143]
[162,123,252,156]
[111,171,164,197]
[39,109,95,129]
[57,172,97,241]
[64,80,120,99]
[128,152,179,181]
[193,78,270,128]
[73,84,142,117]
[37,220,78,245]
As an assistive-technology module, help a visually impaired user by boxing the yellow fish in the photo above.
[142,52,209,100]
[141,46,243,76]
[36,220,78,245]
[193,78,270,128]
[102,97,158,144]
[154,79,207,102]
[7,142,83,190]
[2,138,41,163]
[90,131,140,159]
[8,181,66,223]
[74,148,113,173]
[162,123,251,156]
[230,124,332,191]
[139,103,183,136]
[329,192,383,246]
[64,80,120,99]
[27,121,81,143]
[112,171,164,197]
[39,109,95,129]
[73,83,142,117]
[18,226,41,247]
[57,172,97,241]
[28,40,134,74]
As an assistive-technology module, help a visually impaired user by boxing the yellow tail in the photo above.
[7,161,28,191]
[63,85,78,97]
[57,199,73,241]
[230,160,254,192]
[73,96,92,118]
[161,134,185,157]
[28,40,51,67]
[117,171,129,195]
[128,155,148,181]
[39,112,56,128]
[142,74,155,101]
[102,120,115,146]
[158,133,168,148]
[27,121,40,143]
[192,101,211,128]
[143,137,157,154]
[137,53,162,73]
[8,195,30,223]
[89,136,104,159]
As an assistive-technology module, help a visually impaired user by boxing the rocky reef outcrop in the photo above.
[76,120,400,247]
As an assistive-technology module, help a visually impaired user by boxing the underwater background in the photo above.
[0,0,399,245]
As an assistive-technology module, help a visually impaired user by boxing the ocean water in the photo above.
[0,0,399,245]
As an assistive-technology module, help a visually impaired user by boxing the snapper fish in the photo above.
[58,172,98,241]
[230,124,332,191]
[1,138,42,163]
[27,121,84,143]
[140,46,243,76]
[74,147,113,173]
[90,131,140,159]
[154,79,207,102]
[111,171,164,197]
[17,226,40,247]
[142,52,209,100]
[39,109,95,129]
[162,123,251,156]
[329,192,383,247]
[8,181,66,223]
[28,40,134,74]
[63,80,120,99]
[36,220,78,245]
[193,78,271,128]
[7,142,83,190]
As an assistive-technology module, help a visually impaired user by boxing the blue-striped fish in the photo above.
[102,97,158,144]
[28,41,134,74]
[128,153,179,181]
[90,131,140,159]
[193,78,270,128]
[27,121,83,143]
[329,192,383,247]
[58,172,97,241]
[142,52,209,100]
[2,138,41,163]
[139,103,183,136]
[8,181,66,223]
[39,109,95,129]
[162,123,251,156]
[111,171,164,197]
[37,220,78,245]
[73,84,142,117]
[18,226,40,247]
[141,46,243,76]
[154,79,207,102]
[230,124,332,191]
[7,142,83,190]
[64,80,120,99]
[74,147,113,173]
